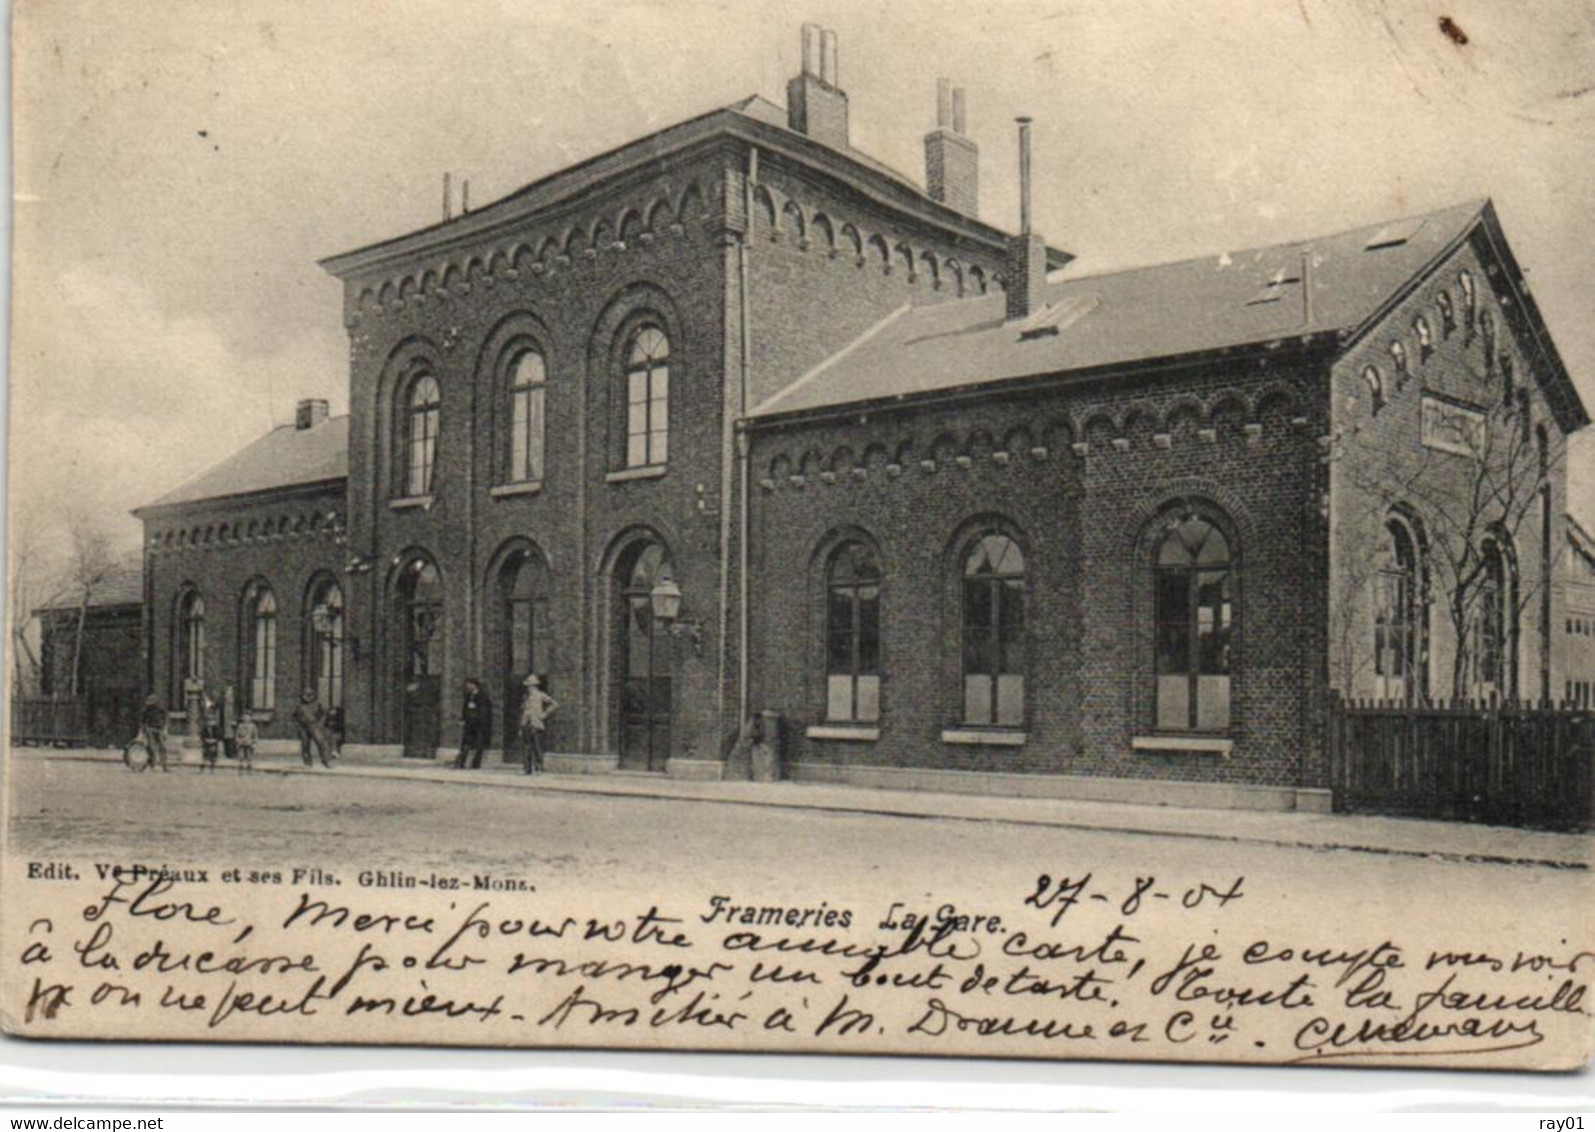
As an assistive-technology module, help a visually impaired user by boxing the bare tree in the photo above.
[1337,372,1564,702]
[8,512,75,698]
[61,512,117,698]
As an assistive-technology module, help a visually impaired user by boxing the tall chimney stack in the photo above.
[1005,117,1047,322]
[787,25,850,149]
[924,78,978,216]
[442,172,453,222]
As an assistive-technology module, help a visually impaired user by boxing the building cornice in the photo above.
[318,109,1068,282]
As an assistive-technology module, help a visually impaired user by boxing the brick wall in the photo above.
[747,354,1329,788]
[1329,234,1573,706]
[338,157,736,759]
[143,482,347,741]
[742,155,1007,410]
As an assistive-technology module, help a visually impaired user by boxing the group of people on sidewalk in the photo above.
[135,682,341,773]
[133,676,556,776]
[455,675,559,775]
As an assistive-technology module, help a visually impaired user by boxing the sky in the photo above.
[9,0,1595,563]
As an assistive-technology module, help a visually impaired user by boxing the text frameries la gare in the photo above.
[132,23,1588,812]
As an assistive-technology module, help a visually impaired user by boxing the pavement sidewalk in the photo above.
[14,745,1590,870]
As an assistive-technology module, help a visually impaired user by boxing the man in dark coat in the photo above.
[293,690,334,768]
[457,679,493,769]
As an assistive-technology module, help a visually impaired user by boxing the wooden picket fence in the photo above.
[1329,695,1595,830]
[10,689,143,750]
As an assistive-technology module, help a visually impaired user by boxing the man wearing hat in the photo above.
[293,689,334,768]
[518,675,558,775]
[456,678,493,769]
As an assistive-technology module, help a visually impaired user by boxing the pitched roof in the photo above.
[320,97,1070,278]
[38,554,142,614]
[136,416,348,513]
[752,200,1491,420]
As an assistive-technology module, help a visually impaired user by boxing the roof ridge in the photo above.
[1042,199,1488,289]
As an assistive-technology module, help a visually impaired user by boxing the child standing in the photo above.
[234,714,259,775]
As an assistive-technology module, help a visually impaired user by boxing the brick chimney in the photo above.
[925,78,978,216]
[787,24,849,149]
[1005,117,1047,322]
[295,398,330,430]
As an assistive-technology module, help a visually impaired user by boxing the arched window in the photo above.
[507,348,547,483]
[174,589,205,695]
[1389,340,1408,383]
[1362,365,1385,413]
[624,326,670,468]
[404,374,441,496]
[242,582,278,710]
[1437,290,1455,337]
[1480,309,1496,373]
[1473,538,1512,695]
[1459,271,1476,336]
[1375,517,1425,702]
[962,532,1025,727]
[1414,316,1433,360]
[825,542,882,723]
[1155,513,1234,732]
[307,578,345,711]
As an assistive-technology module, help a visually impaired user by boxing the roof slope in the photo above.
[138,416,349,512]
[753,200,1488,419]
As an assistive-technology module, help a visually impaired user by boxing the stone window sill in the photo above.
[1132,735,1233,755]
[489,480,543,499]
[389,494,435,511]
[942,728,1026,747]
[606,465,668,483]
[806,724,880,742]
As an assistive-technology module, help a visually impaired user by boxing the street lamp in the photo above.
[311,600,359,662]
[649,572,702,655]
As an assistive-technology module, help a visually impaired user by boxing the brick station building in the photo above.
[136,28,1588,809]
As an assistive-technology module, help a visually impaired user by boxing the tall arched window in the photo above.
[404,374,441,496]
[1437,290,1456,337]
[1473,538,1511,695]
[175,589,205,694]
[625,326,670,468]
[1414,315,1433,360]
[242,581,278,710]
[962,532,1025,727]
[507,348,547,483]
[825,542,882,723]
[1480,309,1496,374]
[1375,517,1425,702]
[307,578,345,711]
[1155,513,1234,732]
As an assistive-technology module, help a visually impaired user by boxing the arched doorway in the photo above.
[495,548,550,763]
[395,555,444,758]
[616,540,673,772]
